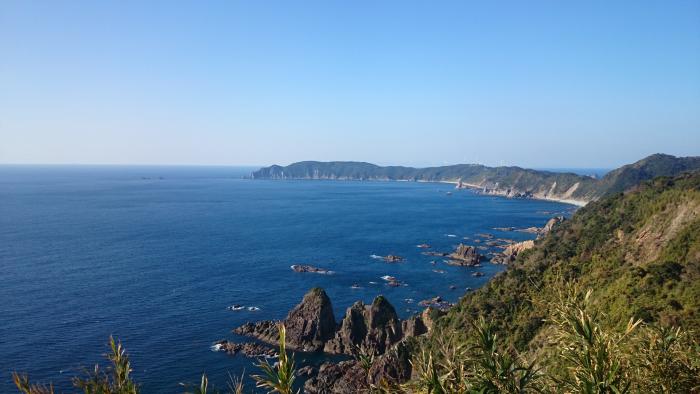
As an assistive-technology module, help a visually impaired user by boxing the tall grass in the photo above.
[410,317,541,393]
[252,324,297,394]
[547,287,641,393]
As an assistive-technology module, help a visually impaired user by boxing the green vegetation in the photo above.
[433,173,700,352]
[406,284,698,393]
[251,154,700,202]
[415,172,700,392]
[410,317,541,393]
[252,324,297,394]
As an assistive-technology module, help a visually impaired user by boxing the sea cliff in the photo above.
[251,154,700,206]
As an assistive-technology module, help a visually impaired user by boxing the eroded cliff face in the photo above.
[251,154,700,206]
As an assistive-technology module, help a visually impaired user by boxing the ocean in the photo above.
[0,165,576,393]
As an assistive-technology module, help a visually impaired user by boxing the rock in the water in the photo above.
[213,340,277,358]
[418,296,452,310]
[233,320,280,343]
[383,254,404,263]
[422,251,449,257]
[304,360,369,394]
[234,288,336,352]
[291,264,334,274]
[447,243,482,266]
[284,287,337,352]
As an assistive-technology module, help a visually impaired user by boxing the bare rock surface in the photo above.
[447,243,482,266]
[233,287,336,352]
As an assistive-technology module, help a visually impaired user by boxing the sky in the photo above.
[1,1,699,168]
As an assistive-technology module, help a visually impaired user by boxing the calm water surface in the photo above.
[0,166,575,392]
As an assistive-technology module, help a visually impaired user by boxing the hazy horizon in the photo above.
[1,1,699,168]
[0,160,617,173]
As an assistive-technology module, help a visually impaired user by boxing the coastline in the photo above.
[254,176,589,207]
[429,180,589,207]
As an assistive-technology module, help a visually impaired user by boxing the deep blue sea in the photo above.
[0,166,576,393]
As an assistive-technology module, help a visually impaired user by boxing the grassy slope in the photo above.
[430,173,700,354]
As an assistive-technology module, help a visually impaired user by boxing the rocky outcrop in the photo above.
[304,360,369,394]
[213,340,277,358]
[324,301,368,354]
[447,243,482,266]
[235,288,428,358]
[233,288,336,352]
[233,288,434,392]
[233,320,279,343]
[539,216,565,238]
[284,287,337,351]
[420,307,446,333]
[401,315,428,337]
[364,296,403,354]
[324,296,404,355]
[491,239,536,264]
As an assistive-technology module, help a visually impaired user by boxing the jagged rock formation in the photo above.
[235,288,427,357]
[324,296,403,355]
[250,154,700,205]
[285,287,337,351]
[401,314,428,337]
[233,287,336,352]
[235,289,428,392]
[323,301,366,354]
[447,243,482,266]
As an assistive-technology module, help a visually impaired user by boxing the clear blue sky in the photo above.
[1,1,699,168]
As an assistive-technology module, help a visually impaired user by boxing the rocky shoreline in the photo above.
[225,288,442,392]
[216,216,568,392]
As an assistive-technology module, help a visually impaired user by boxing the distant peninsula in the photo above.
[251,154,700,206]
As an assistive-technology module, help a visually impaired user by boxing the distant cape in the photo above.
[250,154,700,205]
